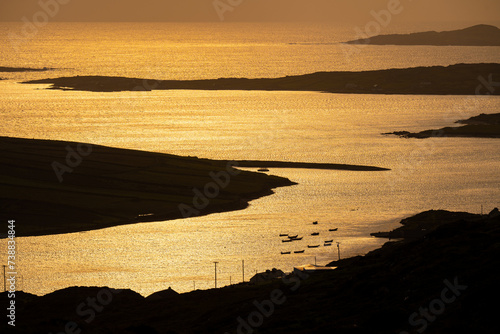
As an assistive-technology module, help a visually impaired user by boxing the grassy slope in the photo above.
[0,137,295,237]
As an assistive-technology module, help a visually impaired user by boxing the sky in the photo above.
[0,0,499,25]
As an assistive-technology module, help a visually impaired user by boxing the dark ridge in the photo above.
[3,210,499,333]
[23,63,500,95]
[344,24,500,46]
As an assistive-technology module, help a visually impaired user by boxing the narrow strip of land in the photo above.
[0,66,53,72]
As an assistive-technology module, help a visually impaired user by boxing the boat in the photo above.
[282,239,293,243]
[329,228,338,232]
[311,232,320,236]
[281,251,291,255]
[279,233,288,237]
[324,239,333,243]
[288,235,298,239]
[258,168,269,172]
[294,250,305,254]
[292,237,303,241]
[308,245,320,248]
[324,243,332,247]
[312,221,318,225]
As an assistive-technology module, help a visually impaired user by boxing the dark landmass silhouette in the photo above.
[24,63,500,95]
[344,24,500,46]
[0,137,388,237]
[3,209,498,333]
[0,66,53,72]
[385,113,500,138]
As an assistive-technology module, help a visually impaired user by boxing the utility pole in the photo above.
[314,256,317,266]
[214,262,218,289]
[337,242,341,261]
[242,260,245,282]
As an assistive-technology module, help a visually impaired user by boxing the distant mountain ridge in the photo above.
[345,24,500,46]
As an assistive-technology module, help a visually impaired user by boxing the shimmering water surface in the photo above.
[1,23,499,296]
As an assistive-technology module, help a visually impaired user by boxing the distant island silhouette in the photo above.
[385,113,500,139]
[344,24,500,46]
[23,63,500,96]
[0,66,53,72]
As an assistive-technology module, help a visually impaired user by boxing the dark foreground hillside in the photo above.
[2,209,499,333]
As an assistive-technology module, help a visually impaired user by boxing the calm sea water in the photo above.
[1,23,500,296]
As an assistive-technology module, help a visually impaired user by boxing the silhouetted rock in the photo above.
[489,207,500,218]
[385,113,500,139]
[146,287,179,302]
[345,24,500,46]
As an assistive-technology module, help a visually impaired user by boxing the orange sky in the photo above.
[0,0,499,24]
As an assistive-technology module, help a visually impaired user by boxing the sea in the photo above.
[1,22,500,296]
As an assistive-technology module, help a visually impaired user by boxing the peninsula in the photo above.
[23,63,500,95]
[344,24,500,46]
[0,137,388,237]
[385,112,500,139]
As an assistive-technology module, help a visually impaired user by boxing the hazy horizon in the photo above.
[1,0,499,25]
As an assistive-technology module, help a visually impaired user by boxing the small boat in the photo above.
[329,228,338,232]
[288,235,298,239]
[281,251,291,255]
[312,221,318,225]
[279,233,288,237]
[308,245,320,248]
[324,243,333,247]
[282,239,293,243]
[311,232,320,236]
[291,237,303,241]
[324,239,333,243]
[258,168,270,172]
[294,250,305,254]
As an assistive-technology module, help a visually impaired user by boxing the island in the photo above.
[0,136,388,237]
[23,63,500,96]
[344,24,500,46]
[2,208,498,333]
[384,112,500,139]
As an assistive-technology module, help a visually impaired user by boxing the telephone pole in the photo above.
[3,265,6,292]
[337,242,341,261]
[214,262,219,288]
[242,260,245,282]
